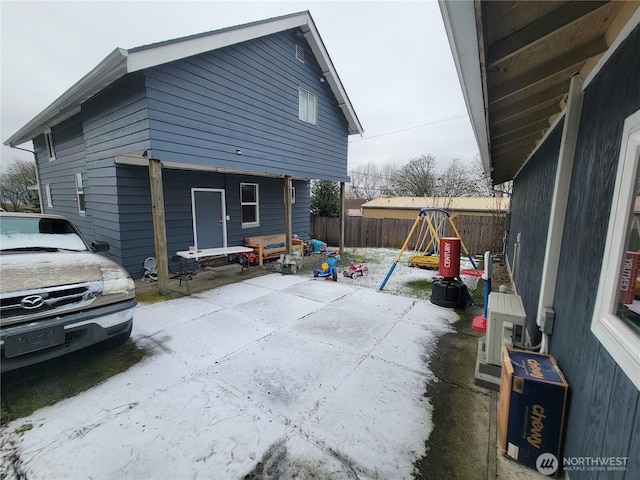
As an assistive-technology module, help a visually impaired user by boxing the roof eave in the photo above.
[4,48,128,147]
[438,0,491,180]
[5,11,363,147]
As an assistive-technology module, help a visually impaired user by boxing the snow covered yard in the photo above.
[2,250,472,479]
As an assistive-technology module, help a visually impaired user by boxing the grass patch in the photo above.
[1,340,145,425]
[405,279,433,299]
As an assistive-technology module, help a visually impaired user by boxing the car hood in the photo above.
[0,252,128,293]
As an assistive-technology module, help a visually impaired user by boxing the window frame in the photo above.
[298,87,317,125]
[75,173,86,215]
[44,129,56,161]
[240,182,259,228]
[591,108,640,390]
[45,183,53,208]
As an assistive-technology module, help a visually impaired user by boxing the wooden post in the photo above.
[340,182,345,258]
[285,176,292,255]
[148,159,170,295]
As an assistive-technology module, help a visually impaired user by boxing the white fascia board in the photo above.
[4,48,128,147]
[301,22,364,136]
[439,0,490,175]
[126,15,308,73]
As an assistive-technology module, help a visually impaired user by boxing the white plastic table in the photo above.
[175,246,255,292]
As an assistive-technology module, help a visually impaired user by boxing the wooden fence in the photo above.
[311,214,506,255]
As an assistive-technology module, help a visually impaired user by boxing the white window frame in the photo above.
[283,186,296,205]
[75,173,86,215]
[45,183,53,208]
[240,183,259,228]
[298,87,317,125]
[591,108,640,390]
[44,129,55,161]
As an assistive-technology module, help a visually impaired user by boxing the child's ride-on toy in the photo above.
[313,252,339,281]
[343,261,368,278]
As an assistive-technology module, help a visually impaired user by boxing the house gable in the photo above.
[144,29,350,181]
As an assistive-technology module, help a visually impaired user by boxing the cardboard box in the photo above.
[498,347,568,473]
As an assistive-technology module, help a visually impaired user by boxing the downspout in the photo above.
[536,74,584,353]
[9,144,43,213]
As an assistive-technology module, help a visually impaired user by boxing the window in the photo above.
[591,109,640,389]
[295,44,305,63]
[298,87,317,125]
[44,130,55,161]
[75,173,86,214]
[240,183,259,227]
[284,186,296,204]
[45,184,53,208]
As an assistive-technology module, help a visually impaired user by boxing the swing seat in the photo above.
[408,255,440,269]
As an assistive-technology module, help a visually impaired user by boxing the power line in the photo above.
[349,115,468,143]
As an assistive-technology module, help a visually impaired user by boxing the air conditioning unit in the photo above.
[486,293,526,366]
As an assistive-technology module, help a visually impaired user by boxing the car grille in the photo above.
[0,282,102,323]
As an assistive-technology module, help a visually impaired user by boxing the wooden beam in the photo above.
[489,37,607,103]
[488,1,609,66]
[148,159,170,295]
[284,176,292,255]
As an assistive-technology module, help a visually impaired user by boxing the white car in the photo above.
[0,213,136,372]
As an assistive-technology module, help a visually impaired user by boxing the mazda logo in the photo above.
[21,295,45,310]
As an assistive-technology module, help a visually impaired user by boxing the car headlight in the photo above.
[101,267,136,297]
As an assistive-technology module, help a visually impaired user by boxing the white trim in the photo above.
[438,0,491,176]
[591,109,640,390]
[190,188,227,250]
[240,182,260,228]
[583,7,640,90]
[74,172,86,214]
[5,12,363,146]
[45,183,53,208]
[536,75,584,331]
[44,129,56,161]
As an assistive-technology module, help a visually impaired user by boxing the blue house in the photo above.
[4,11,363,279]
[441,1,639,478]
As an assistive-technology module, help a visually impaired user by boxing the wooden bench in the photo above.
[244,234,304,266]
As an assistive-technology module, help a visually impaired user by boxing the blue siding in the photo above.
[116,165,311,278]
[143,30,350,182]
[510,25,640,479]
[505,120,562,344]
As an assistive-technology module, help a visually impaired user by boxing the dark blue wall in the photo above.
[506,119,562,344]
[510,25,640,478]
[144,30,350,182]
[116,165,311,277]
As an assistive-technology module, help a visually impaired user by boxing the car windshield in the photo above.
[0,217,88,252]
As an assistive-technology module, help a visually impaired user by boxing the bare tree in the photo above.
[348,162,396,200]
[436,158,481,198]
[387,154,438,196]
[0,159,39,211]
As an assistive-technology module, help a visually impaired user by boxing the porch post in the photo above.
[149,159,170,295]
[284,175,292,254]
[340,181,346,258]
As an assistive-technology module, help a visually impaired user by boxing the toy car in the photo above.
[227,251,258,267]
[313,252,339,281]
[343,261,368,278]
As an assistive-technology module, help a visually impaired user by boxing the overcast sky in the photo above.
[0,0,479,174]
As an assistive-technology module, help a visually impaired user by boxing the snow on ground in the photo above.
[2,249,479,479]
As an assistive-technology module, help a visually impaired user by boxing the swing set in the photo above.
[379,207,478,291]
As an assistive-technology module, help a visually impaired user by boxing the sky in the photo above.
[2,250,464,479]
[0,0,479,174]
